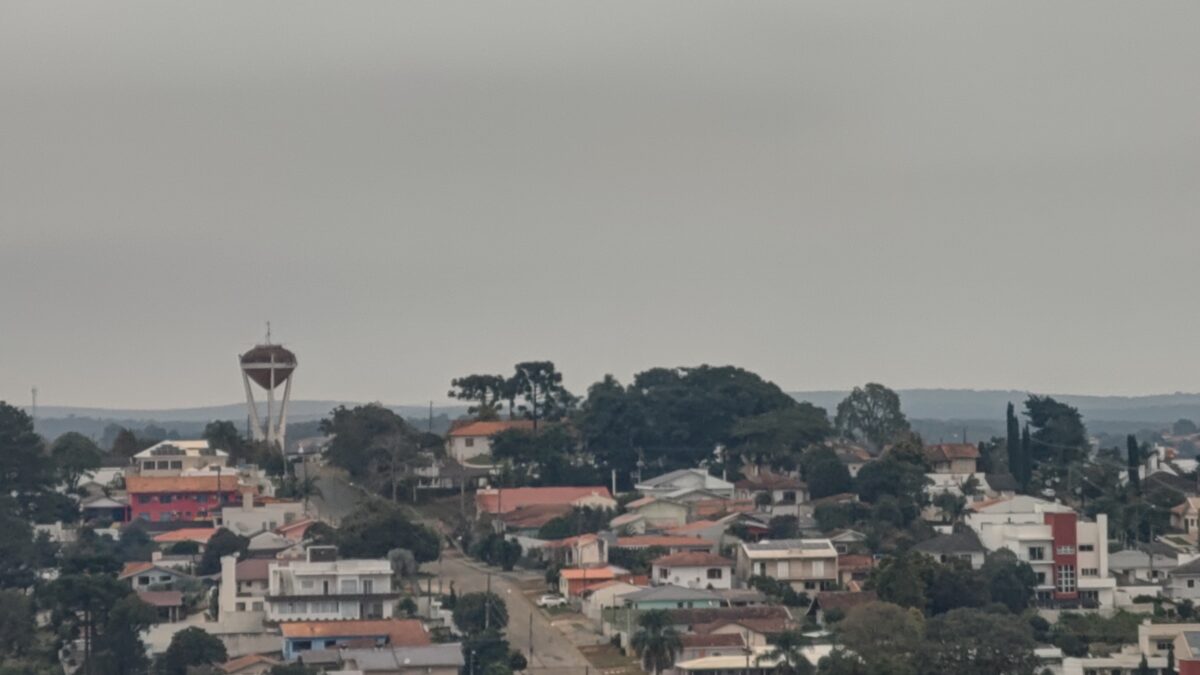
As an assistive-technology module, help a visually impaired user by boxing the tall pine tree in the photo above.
[1127,434,1141,494]
[1006,402,1021,485]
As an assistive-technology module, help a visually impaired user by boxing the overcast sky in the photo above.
[3,1,1200,409]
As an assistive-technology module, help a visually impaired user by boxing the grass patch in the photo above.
[580,644,640,672]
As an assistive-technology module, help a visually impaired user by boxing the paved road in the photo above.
[304,461,364,525]
[423,551,595,675]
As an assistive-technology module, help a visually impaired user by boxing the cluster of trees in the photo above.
[536,506,614,540]
[449,362,576,429]
[871,550,1038,615]
[1003,396,1089,491]
[202,420,286,475]
[320,405,441,500]
[451,592,528,675]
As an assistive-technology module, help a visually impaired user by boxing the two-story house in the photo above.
[446,420,534,463]
[266,546,399,622]
[217,493,307,536]
[924,443,980,474]
[735,539,838,592]
[126,474,245,522]
[1173,498,1200,543]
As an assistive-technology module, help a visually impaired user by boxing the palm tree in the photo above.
[631,610,682,675]
[758,630,814,675]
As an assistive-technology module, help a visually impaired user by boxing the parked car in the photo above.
[536,594,567,608]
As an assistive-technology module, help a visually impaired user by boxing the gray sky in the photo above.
[3,1,1200,409]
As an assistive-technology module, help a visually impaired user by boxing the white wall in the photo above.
[652,564,733,590]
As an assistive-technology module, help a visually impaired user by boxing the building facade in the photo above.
[126,474,244,522]
[267,548,398,622]
[735,539,838,592]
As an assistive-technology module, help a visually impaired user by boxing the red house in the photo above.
[127,475,244,523]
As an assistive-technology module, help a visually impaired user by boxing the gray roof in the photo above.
[1172,557,1200,577]
[745,539,831,551]
[342,644,466,671]
[1187,632,1200,654]
[912,530,986,555]
[640,468,709,487]
[624,585,723,603]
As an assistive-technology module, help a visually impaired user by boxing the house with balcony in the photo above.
[266,546,399,622]
[965,495,1114,607]
[1173,498,1200,544]
[924,443,980,475]
[219,556,275,623]
[217,493,306,537]
[133,440,229,476]
[651,552,734,590]
[119,561,193,590]
[734,539,838,592]
[734,472,807,516]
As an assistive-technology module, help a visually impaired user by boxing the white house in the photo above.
[1167,557,1200,601]
[651,552,735,590]
[219,556,272,623]
[446,420,534,463]
[965,496,1114,608]
[635,469,735,499]
[581,580,645,622]
[134,440,229,476]
[266,547,398,622]
[217,493,307,536]
[734,539,838,592]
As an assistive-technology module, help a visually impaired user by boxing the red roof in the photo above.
[496,503,574,528]
[924,443,980,462]
[126,475,243,494]
[235,558,276,582]
[449,420,535,438]
[279,619,431,646]
[559,566,626,580]
[222,654,281,674]
[616,535,713,550]
[837,554,875,573]
[476,486,614,515]
[652,552,733,567]
[120,561,156,578]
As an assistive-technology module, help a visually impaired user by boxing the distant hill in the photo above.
[789,389,1200,426]
[27,400,469,443]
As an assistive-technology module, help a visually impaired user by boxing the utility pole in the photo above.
[528,611,534,662]
[485,573,492,630]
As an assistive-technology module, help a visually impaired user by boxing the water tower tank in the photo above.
[239,344,297,389]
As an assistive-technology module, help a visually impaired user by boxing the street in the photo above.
[422,550,598,675]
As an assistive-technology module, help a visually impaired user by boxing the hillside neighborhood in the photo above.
[6,365,1200,675]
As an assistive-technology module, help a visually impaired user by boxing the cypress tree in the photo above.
[1020,424,1033,488]
[1006,402,1021,484]
[1127,434,1141,493]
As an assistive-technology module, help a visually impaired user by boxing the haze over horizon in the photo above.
[5,1,1200,409]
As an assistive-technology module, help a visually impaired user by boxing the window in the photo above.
[235,602,246,611]
[340,579,358,594]
[804,582,816,590]
[362,580,374,594]
[1079,544,1094,552]
[169,461,182,470]
[160,495,173,504]
[1028,547,1045,561]
[138,495,153,504]
[251,602,263,611]
[1056,565,1076,594]
[1081,568,1098,577]
[1188,579,1195,589]
[1158,640,1174,652]
[301,580,314,590]
[159,513,172,522]
[1036,572,1047,585]
[465,438,475,448]
[1056,546,1075,555]
[706,568,723,580]
[196,495,208,503]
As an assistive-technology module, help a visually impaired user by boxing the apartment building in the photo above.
[966,496,1114,607]
[133,440,229,476]
[734,539,838,592]
[266,547,398,622]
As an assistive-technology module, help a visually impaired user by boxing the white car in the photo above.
[536,594,568,608]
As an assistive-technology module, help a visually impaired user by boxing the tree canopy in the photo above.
[833,384,909,450]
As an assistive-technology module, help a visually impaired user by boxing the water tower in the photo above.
[239,332,297,451]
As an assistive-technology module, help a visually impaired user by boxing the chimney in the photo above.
[242,492,253,509]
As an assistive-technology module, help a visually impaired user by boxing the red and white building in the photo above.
[446,420,534,462]
[965,495,1114,608]
[127,475,245,523]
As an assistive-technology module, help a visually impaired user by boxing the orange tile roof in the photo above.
[476,486,614,515]
[222,654,281,674]
[119,561,156,578]
[275,518,317,540]
[924,443,980,462]
[496,503,574,528]
[836,554,875,572]
[652,552,733,567]
[153,528,217,544]
[616,535,713,549]
[126,475,243,493]
[559,566,626,580]
[449,420,535,437]
[279,619,431,646]
[543,533,600,548]
[665,520,721,534]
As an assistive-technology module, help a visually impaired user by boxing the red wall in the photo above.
[130,490,240,522]
[1045,512,1078,600]
[1179,658,1200,675]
